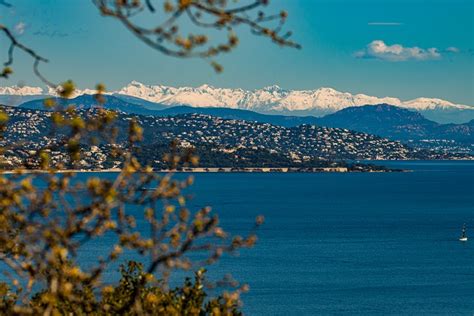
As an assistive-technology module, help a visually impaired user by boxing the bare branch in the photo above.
[0,24,56,87]
[93,0,300,71]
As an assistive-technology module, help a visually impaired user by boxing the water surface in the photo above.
[183,161,474,315]
[64,162,474,314]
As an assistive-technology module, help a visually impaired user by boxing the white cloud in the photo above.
[355,40,442,62]
[445,47,460,53]
[14,22,27,35]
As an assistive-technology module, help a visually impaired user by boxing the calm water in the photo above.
[182,161,474,315]
[29,162,474,314]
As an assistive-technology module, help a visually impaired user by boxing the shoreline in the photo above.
[0,168,123,175]
[0,167,407,174]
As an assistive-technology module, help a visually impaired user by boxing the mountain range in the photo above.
[17,95,474,148]
[1,81,473,123]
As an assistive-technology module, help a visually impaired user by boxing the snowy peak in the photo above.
[117,81,171,102]
[114,82,472,113]
[262,85,285,93]
[1,81,472,115]
[47,86,105,98]
[0,85,44,95]
[404,97,460,110]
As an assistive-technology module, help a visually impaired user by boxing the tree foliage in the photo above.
[0,1,298,314]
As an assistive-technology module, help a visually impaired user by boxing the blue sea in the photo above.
[181,161,474,315]
[17,161,474,314]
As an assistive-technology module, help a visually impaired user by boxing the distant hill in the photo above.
[435,119,474,144]
[155,104,473,144]
[0,95,46,107]
[317,104,473,144]
[17,95,322,126]
[317,104,437,140]
[17,97,473,146]
[18,94,162,116]
[155,105,321,126]
[112,94,169,111]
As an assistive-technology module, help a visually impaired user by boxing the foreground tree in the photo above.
[0,1,298,314]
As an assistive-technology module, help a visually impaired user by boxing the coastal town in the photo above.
[0,106,471,171]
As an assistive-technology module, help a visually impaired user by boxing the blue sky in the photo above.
[1,0,473,104]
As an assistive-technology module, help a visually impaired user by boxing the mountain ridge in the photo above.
[16,96,474,148]
[1,81,473,123]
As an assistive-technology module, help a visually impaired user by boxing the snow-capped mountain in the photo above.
[0,85,44,96]
[115,81,472,113]
[47,87,101,98]
[1,81,473,123]
[0,85,47,107]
